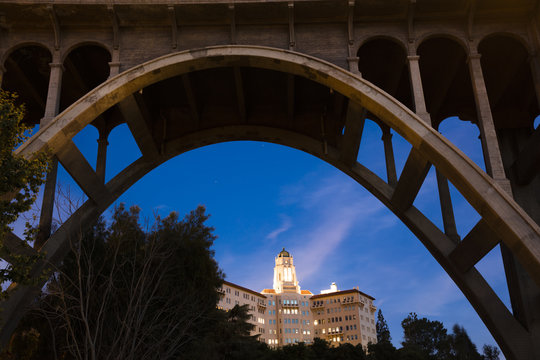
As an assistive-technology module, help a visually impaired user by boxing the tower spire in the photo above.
[273,248,300,293]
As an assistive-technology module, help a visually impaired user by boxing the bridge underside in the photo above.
[1,47,539,360]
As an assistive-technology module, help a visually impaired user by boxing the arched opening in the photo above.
[479,34,538,132]
[357,38,413,112]
[478,35,540,346]
[1,45,52,127]
[356,39,413,187]
[6,46,540,360]
[478,35,540,192]
[60,44,111,112]
[417,37,476,129]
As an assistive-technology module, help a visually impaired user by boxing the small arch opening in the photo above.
[417,37,476,129]
[357,38,413,111]
[2,45,52,127]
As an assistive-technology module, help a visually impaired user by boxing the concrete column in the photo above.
[96,132,109,184]
[381,127,397,187]
[468,53,511,193]
[347,57,360,75]
[109,49,121,78]
[35,157,57,249]
[435,169,460,243]
[42,52,63,126]
[36,53,63,248]
[407,55,431,124]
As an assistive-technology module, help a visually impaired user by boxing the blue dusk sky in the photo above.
[16,114,540,355]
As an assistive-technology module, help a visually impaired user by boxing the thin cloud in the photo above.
[266,215,292,240]
[287,175,390,284]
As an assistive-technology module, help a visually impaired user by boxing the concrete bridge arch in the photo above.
[3,45,540,360]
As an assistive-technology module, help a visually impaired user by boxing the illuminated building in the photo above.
[218,248,377,348]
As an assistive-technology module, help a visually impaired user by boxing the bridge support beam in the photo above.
[391,148,430,212]
[339,100,366,167]
[407,54,430,124]
[468,52,511,192]
[36,53,64,249]
[469,51,540,360]
[436,170,460,243]
[381,126,397,187]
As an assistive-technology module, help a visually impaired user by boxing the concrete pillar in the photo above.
[347,57,360,75]
[435,169,460,243]
[407,55,431,124]
[471,51,540,359]
[109,49,121,78]
[36,52,63,249]
[35,157,57,249]
[96,131,109,184]
[381,127,397,187]
[42,51,63,126]
[467,52,512,193]
[408,51,460,243]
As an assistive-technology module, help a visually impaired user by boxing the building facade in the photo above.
[217,281,268,342]
[218,248,377,348]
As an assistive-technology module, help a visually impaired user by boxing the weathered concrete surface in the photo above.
[1,0,540,358]
[4,46,540,359]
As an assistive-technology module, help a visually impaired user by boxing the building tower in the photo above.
[273,248,300,293]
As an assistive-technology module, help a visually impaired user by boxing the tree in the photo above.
[0,90,49,292]
[481,345,500,360]
[401,312,450,359]
[7,204,225,360]
[376,309,391,343]
[367,309,396,360]
[448,324,481,360]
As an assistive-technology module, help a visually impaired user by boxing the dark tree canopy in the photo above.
[3,205,226,360]
[449,324,481,360]
[377,309,391,343]
[401,312,450,359]
[0,90,50,291]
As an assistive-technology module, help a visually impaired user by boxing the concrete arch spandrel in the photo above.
[8,45,540,359]
[17,45,540,285]
[29,124,532,360]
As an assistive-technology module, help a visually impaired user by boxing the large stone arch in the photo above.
[5,45,540,360]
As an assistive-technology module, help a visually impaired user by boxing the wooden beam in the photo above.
[233,67,246,123]
[339,100,366,167]
[511,126,540,185]
[181,74,199,125]
[0,232,38,263]
[449,219,500,273]
[118,94,160,158]
[391,148,430,212]
[56,140,113,207]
